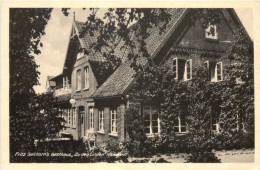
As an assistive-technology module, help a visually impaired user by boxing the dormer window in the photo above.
[77,51,85,60]
[205,24,218,40]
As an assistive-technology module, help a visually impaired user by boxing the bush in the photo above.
[215,131,254,150]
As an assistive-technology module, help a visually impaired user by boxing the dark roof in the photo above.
[74,21,130,62]
[92,8,186,98]
[47,76,56,87]
[92,60,136,98]
[74,21,105,62]
[49,74,63,81]
[47,76,54,80]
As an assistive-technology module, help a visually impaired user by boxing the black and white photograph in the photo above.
[1,2,259,167]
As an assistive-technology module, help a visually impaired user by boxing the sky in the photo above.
[33,8,253,94]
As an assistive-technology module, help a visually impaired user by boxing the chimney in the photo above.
[73,12,75,21]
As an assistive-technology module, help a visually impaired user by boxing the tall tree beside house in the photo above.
[9,8,64,157]
[32,92,65,142]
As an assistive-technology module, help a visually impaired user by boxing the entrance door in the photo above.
[79,106,85,138]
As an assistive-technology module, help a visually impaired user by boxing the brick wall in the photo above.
[179,14,234,52]
[94,98,126,145]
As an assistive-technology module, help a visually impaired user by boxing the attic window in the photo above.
[205,24,218,40]
[77,51,85,60]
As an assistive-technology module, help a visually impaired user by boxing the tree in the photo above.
[216,28,254,149]
[9,8,59,156]
[32,92,65,142]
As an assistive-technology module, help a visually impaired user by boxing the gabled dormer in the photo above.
[59,20,117,98]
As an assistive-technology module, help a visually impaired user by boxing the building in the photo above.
[46,8,250,144]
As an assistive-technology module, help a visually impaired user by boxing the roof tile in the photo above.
[92,9,185,98]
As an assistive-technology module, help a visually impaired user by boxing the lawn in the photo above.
[128,149,254,163]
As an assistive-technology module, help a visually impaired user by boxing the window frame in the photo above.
[89,107,94,130]
[84,66,90,90]
[98,109,104,132]
[143,106,160,136]
[76,69,81,90]
[204,60,209,70]
[110,108,117,134]
[212,113,220,133]
[174,112,187,133]
[76,51,84,60]
[172,58,178,80]
[63,77,66,88]
[184,59,192,81]
[205,24,218,40]
[204,60,210,81]
[215,62,223,82]
[72,107,76,127]
[211,105,220,133]
[68,109,71,125]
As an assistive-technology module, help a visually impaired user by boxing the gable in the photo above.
[92,8,250,99]
[178,10,235,52]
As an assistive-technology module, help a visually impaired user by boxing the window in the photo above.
[68,109,71,125]
[174,111,187,133]
[62,109,67,122]
[215,62,223,82]
[58,108,62,117]
[99,109,104,132]
[84,67,89,89]
[236,113,246,132]
[172,58,187,80]
[111,109,117,134]
[205,24,218,39]
[63,76,70,89]
[143,106,160,135]
[76,70,81,90]
[72,108,76,127]
[77,51,84,60]
[89,107,94,130]
[204,61,210,80]
[61,109,67,126]
[172,58,178,79]
[184,59,192,80]
[211,106,220,132]
[63,77,66,88]
[61,109,64,119]
[204,61,223,82]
